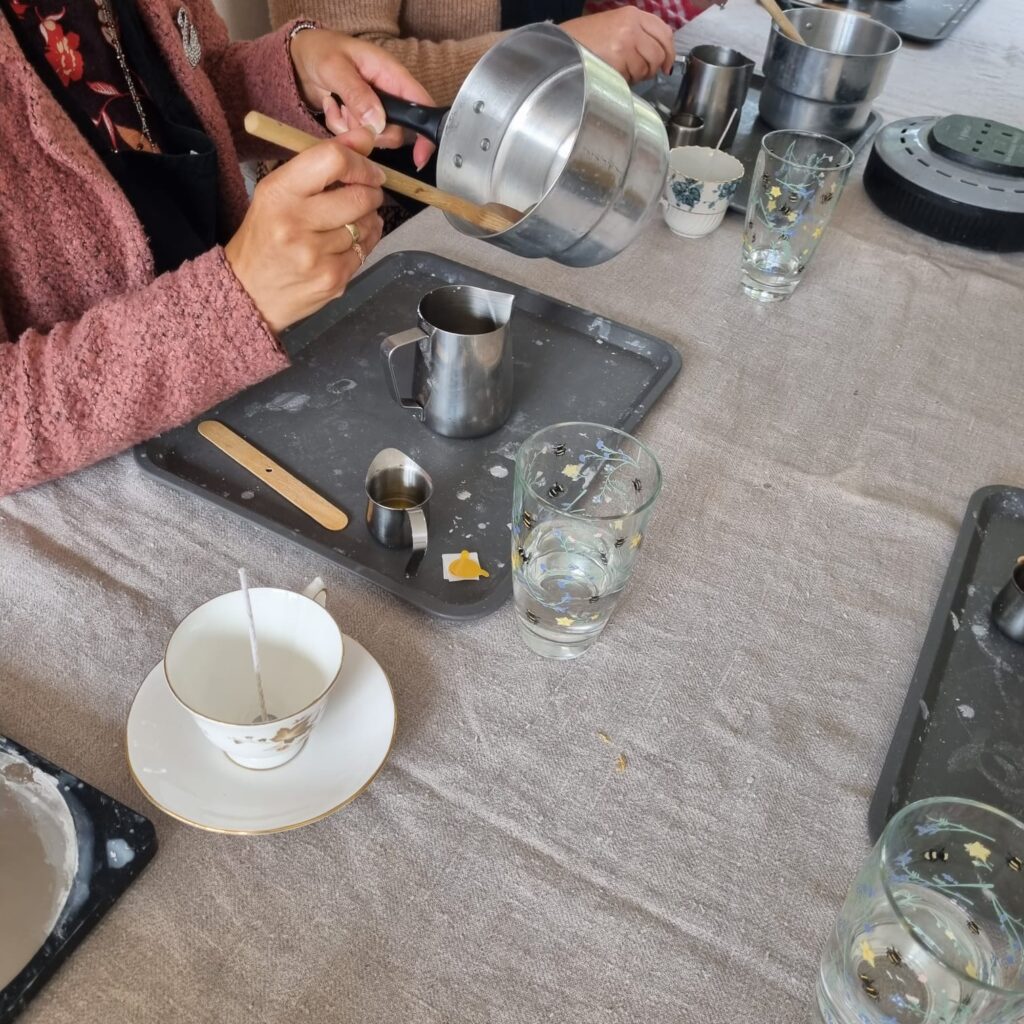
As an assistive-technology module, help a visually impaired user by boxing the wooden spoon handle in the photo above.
[198,420,349,532]
[758,0,806,44]
[243,111,515,234]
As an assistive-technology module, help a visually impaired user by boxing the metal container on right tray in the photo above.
[759,8,901,140]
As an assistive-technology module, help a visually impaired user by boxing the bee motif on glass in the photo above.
[886,947,902,966]
[517,546,529,565]
[924,847,948,862]
[522,509,534,529]
[1008,854,1022,871]
[967,920,980,936]
[778,204,793,216]
[614,537,625,548]
[797,264,806,274]
[632,478,643,493]
[525,609,539,625]
[548,482,565,499]
[552,442,567,457]
[761,172,771,187]
[589,594,600,604]
[820,190,834,204]
[599,552,609,564]
[787,190,801,204]
[858,974,879,1001]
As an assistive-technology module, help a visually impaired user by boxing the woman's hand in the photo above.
[224,132,385,335]
[562,8,676,82]
[289,29,436,171]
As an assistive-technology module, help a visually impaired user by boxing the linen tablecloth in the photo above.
[2,1,1022,1020]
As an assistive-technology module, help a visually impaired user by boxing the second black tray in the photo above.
[870,486,1024,841]
[137,251,682,620]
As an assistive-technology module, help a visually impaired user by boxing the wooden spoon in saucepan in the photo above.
[758,0,807,44]
[244,111,522,234]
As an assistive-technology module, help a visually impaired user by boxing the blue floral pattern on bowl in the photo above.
[670,177,703,209]
[716,180,739,203]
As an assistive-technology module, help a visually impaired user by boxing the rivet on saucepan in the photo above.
[480,138,490,152]
[473,100,485,114]
[453,154,464,168]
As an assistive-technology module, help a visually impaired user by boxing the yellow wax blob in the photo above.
[449,550,489,580]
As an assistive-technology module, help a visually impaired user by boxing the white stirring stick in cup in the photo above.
[714,108,740,153]
[238,568,271,723]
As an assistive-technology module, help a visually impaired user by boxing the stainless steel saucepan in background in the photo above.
[759,7,901,139]
[380,24,669,268]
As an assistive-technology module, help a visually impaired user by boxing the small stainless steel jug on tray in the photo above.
[380,285,515,440]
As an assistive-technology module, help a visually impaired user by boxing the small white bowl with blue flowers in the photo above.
[662,146,745,239]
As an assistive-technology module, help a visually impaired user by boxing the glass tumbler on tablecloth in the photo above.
[818,798,1024,1024]
[511,423,662,660]
[741,130,854,302]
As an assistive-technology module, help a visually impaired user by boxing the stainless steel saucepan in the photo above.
[381,24,669,268]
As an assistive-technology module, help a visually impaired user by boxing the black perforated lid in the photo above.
[863,115,1024,251]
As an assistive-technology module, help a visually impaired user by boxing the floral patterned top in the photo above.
[3,0,224,273]
[3,0,165,153]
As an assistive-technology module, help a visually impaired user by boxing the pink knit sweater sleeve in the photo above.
[189,3,327,160]
[0,249,288,497]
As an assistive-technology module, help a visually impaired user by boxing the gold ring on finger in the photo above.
[352,241,366,265]
[344,222,361,245]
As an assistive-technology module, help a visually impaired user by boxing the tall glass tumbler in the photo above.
[742,130,854,302]
[819,798,1024,1024]
[511,423,662,660]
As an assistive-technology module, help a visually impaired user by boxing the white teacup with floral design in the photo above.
[164,579,342,770]
[661,146,745,239]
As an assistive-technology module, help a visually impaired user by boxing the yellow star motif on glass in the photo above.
[556,616,574,627]
[812,226,823,238]
[769,185,782,198]
[964,840,991,863]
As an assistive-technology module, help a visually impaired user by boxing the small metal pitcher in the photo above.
[677,45,754,150]
[365,448,433,579]
[380,285,515,439]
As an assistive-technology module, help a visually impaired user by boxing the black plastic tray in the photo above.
[786,0,983,44]
[137,252,682,620]
[869,486,1024,841]
[1,736,157,1023]
[729,74,883,214]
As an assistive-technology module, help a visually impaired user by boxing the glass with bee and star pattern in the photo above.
[818,798,1024,1024]
[511,423,662,660]
[741,130,854,303]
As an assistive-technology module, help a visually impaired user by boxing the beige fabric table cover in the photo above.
[2,2,1022,1020]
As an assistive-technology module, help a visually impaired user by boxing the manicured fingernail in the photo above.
[414,159,427,172]
[360,110,386,135]
[322,97,348,133]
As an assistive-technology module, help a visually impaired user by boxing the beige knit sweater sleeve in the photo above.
[268,0,506,106]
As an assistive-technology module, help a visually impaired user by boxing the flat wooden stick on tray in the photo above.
[197,420,349,532]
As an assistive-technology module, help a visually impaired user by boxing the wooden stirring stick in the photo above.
[244,111,520,234]
[198,421,349,532]
[758,0,807,44]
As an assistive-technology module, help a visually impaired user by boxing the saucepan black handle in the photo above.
[378,92,450,144]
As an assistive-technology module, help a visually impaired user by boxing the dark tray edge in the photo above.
[0,735,158,1024]
[135,250,684,621]
[867,484,1022,841]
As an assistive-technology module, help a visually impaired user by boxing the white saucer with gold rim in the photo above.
[126,636,396,834]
